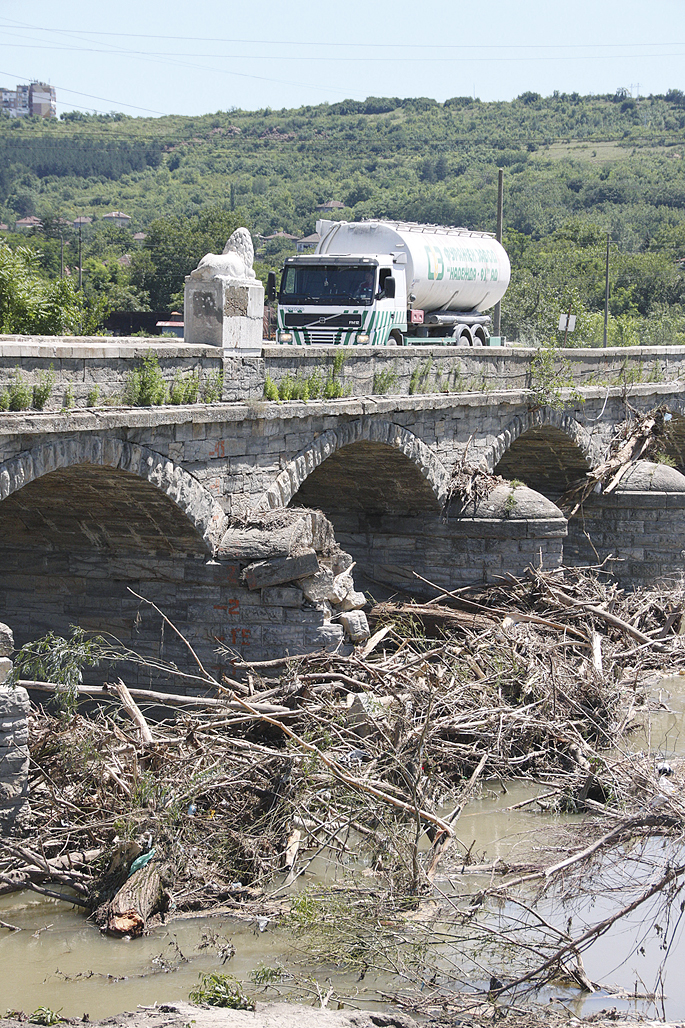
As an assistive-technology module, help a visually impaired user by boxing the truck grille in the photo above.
[304,329,340,345]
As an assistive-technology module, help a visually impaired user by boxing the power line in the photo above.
[0,20,682,50]
[2,40,685,62]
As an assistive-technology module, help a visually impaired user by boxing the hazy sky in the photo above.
[1,0,684,117]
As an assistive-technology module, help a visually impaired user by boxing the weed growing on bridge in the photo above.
[263,358,348,403]
[125,351,168,406]
[372,364,398,394]
[0,367,32,411]
[409,357,434,394]
[31,366,54,410]
[86,385,100,407]
[202,368,224,403]
[170,369,200,404]
[530,343,585,411]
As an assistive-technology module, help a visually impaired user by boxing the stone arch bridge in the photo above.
[2,379,685,676]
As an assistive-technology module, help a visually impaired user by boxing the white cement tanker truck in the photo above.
[275,219,511,347]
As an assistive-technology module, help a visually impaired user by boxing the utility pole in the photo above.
[78,223,82,291]
[603,232,610,348]
[493,168,504,339]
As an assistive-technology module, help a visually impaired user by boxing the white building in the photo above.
[103,211,132,229]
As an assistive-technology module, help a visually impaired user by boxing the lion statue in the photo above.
[190,227,256,282]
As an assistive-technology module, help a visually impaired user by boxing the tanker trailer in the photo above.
[276,219,510,346]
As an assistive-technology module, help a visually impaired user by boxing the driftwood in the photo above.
[370,601,497,636]
[560,406,670,516]
[99,862,167,937]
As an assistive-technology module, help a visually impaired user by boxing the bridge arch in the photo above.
[0,434,226,553]
[258,419,450,513]
[487,409,595,498]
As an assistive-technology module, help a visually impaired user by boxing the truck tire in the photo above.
[389,329,403,346]
[453,326,473,346]
[472,325,488,346]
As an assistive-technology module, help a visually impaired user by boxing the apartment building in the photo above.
[0,81,56,118]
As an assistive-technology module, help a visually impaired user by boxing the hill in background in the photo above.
[2,90,685,344]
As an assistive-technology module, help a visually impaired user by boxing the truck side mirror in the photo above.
[267,271,277,302]
[384,276,396,299]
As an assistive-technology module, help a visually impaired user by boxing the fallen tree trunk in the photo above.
[99,862,167,937]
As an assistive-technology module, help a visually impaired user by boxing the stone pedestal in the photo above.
[184,276,264,350]
[183,226,264,352]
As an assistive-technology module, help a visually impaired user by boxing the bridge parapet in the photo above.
[0,336,682,410]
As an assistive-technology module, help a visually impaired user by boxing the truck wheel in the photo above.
[472,326,488,346]
[453,326,473,346]
[389,329,403,346]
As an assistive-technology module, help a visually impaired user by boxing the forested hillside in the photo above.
[2,90,685,343]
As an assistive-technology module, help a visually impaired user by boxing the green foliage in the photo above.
[87,384,100,407]
[29,1008,63,1026]
[373,364,398,394]
[3,95,685,342]
[125,351,168,406]
[0,243,84,335]
[7,367,32,410]
[409,357,434,394]
[130,207,248,310]
[189,973,255,1010]
[264,361,347,402]
[249,962,285,986]
[9,626,107,714]
[201,369,224,403]
[264,374,279,401]
[32,365,54,410]
[170,370,200,404]
[530,342,585,411]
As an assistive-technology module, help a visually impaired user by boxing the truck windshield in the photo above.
[280,264,376,306]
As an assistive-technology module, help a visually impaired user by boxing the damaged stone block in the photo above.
[244,551,319,590]
[340,610,370,642]
[300,568,348,605]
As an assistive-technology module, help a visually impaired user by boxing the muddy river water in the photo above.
[2,676,685,1021]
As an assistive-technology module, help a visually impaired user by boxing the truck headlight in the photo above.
[356,333,370,344]
[278,331,293,343]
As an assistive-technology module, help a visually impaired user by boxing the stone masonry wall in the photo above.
[0,623,29,832]
[0,336,683,410]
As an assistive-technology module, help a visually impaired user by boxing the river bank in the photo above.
[3,566,685,1018]
[0,1001,678,1028]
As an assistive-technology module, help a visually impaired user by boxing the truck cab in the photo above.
[277,253,407,346]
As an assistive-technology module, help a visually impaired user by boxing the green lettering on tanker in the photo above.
[426,244,496,283]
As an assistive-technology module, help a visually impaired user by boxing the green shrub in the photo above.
[373,365,398,394]
[264,374,279,401]
[202,369,224,403]
[189,973,255,1010]
[87,385,100,407]
[8,368,31,410]
[32,365,55,410]
[62,383,75,410]
[170,370,200,404]
[125,352,168,406]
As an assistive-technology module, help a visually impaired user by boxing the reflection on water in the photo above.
[630,673,685,756]
[5,673,685,1020]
